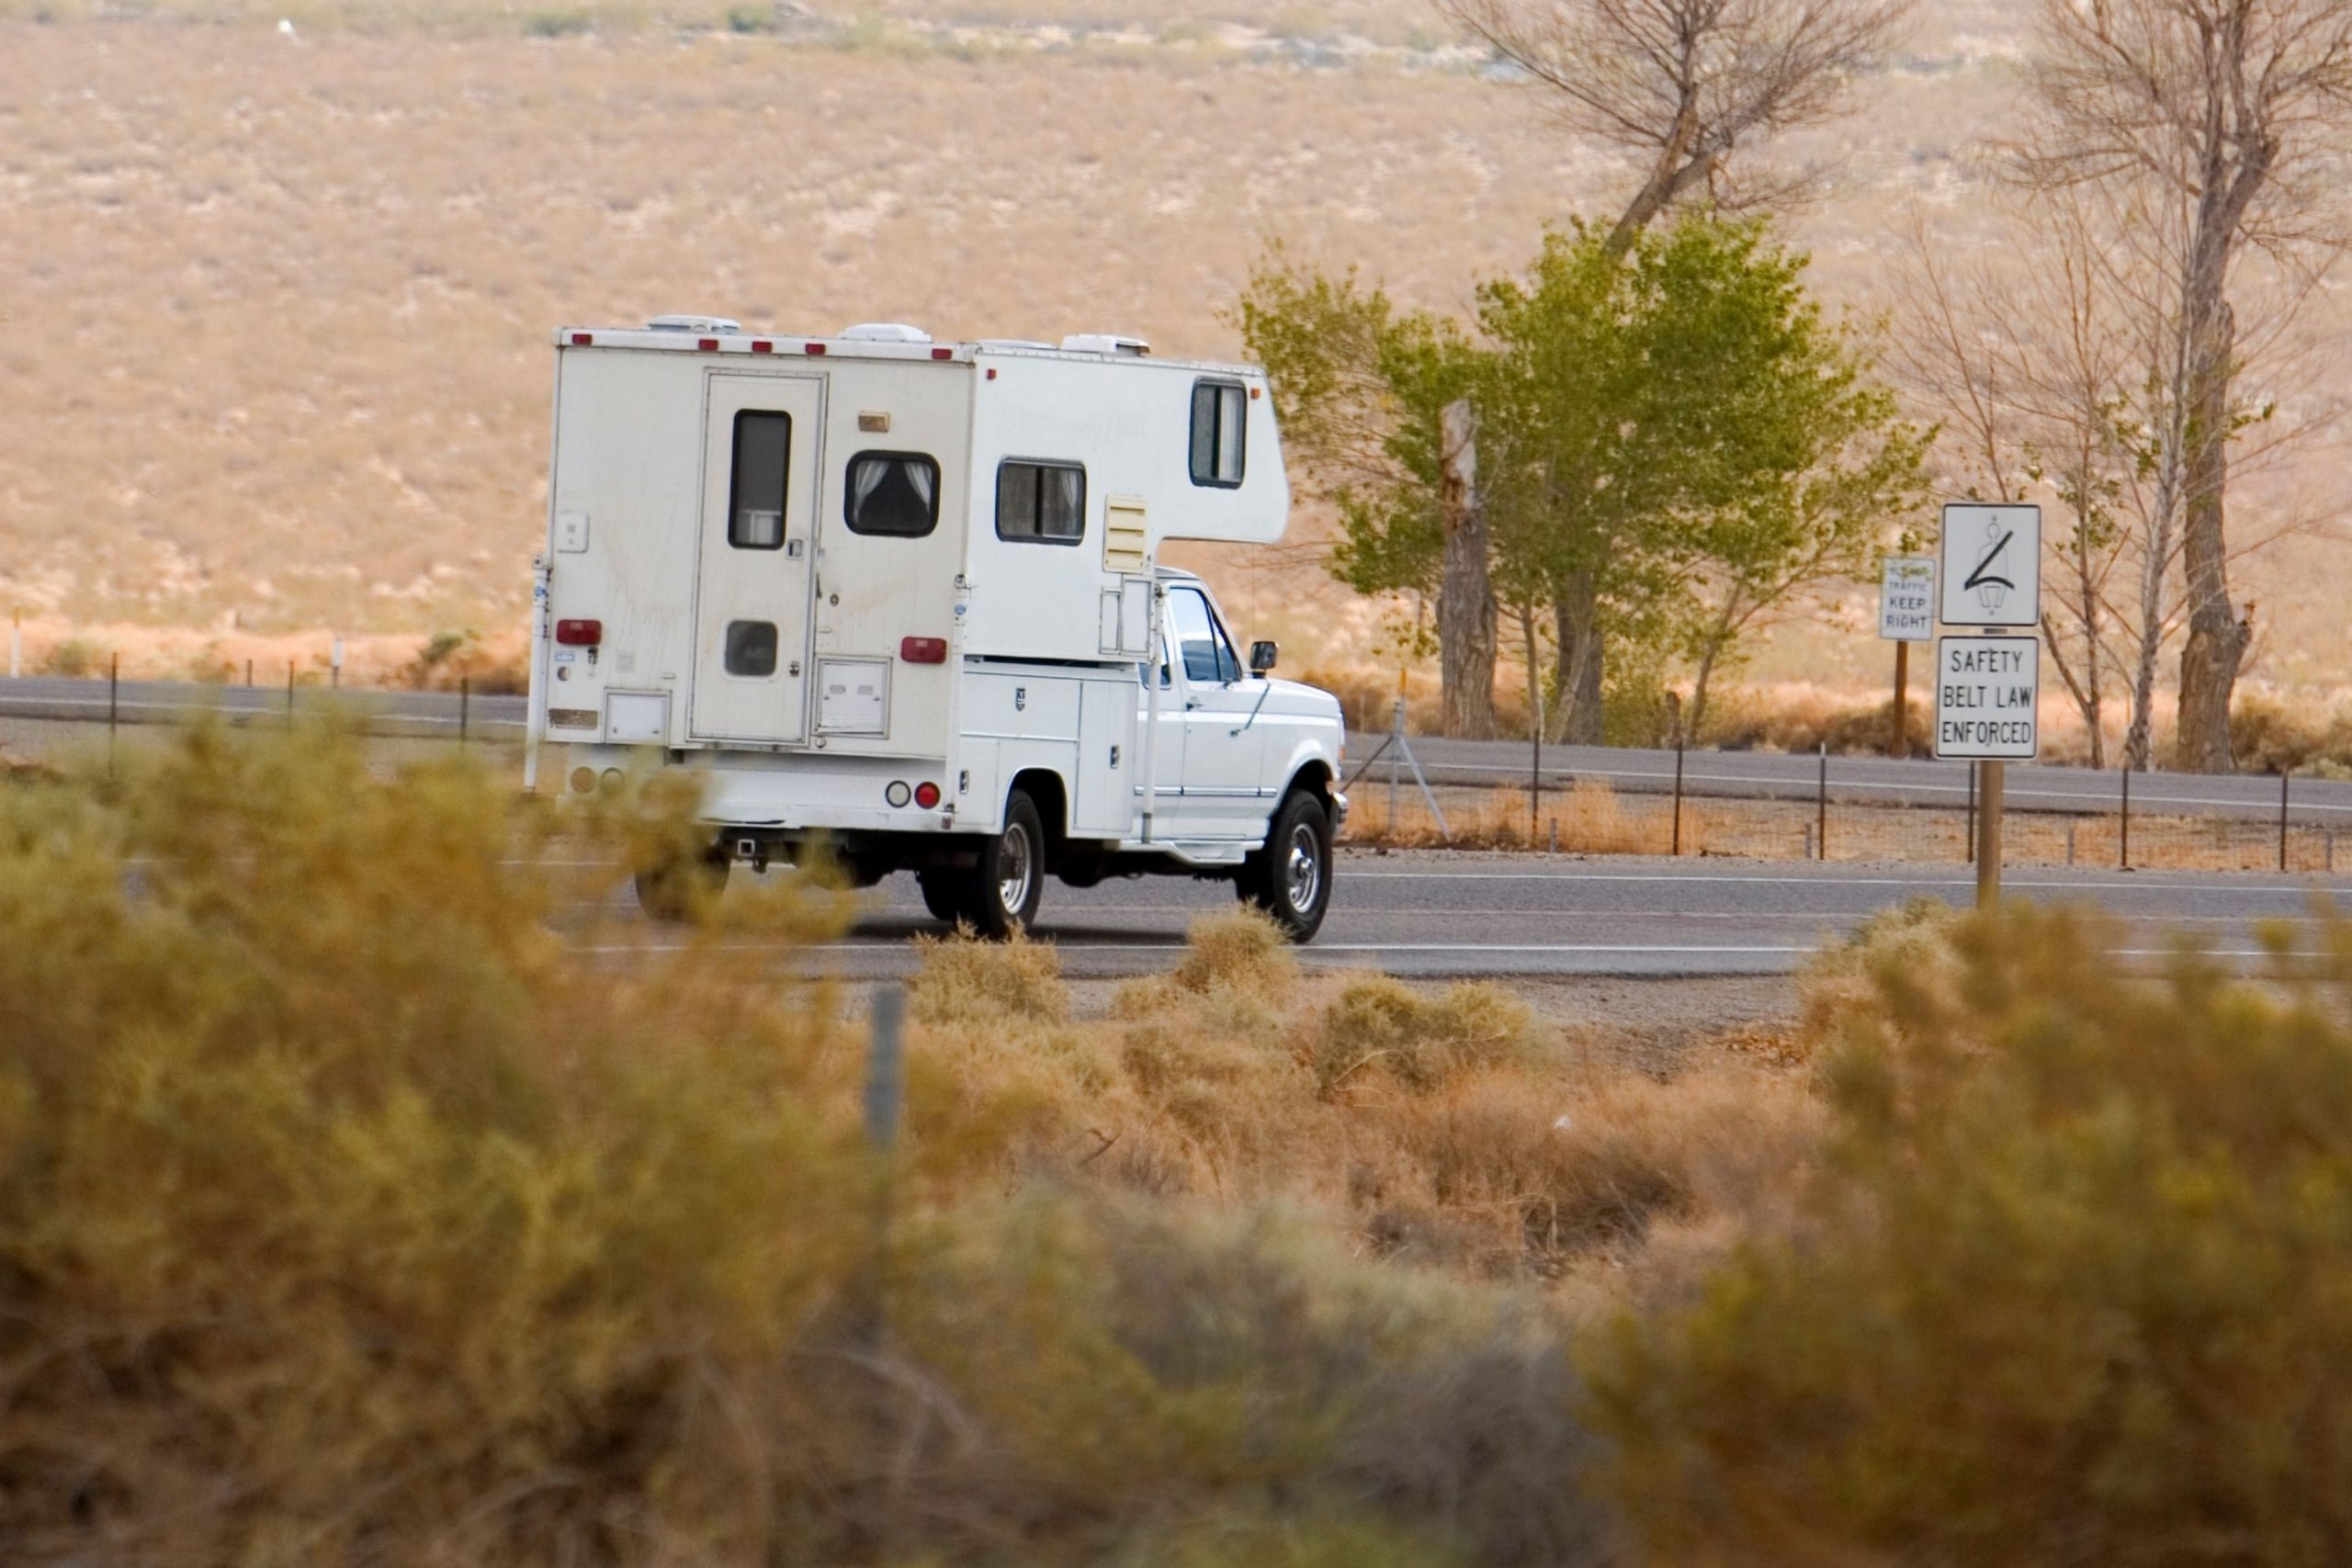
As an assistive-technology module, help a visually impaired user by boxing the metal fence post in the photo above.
[107,652,119,779]
[244,657,254,687]
[2120,766,2131,870]
[1671,732,1686,857]
[459,676,470,749]
[1816,742,1827,861]
[859,983,907,1344]
[1966,761,1977,864]
[2279,769,2290,873]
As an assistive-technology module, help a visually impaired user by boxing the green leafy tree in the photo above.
[1245,217,1927,743]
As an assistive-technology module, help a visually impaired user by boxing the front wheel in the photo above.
[1238,791,1331,942]
[956,789,1046,939]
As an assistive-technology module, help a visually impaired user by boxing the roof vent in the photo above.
[840,321,933,344]
[1060,333,1151,357]
[648,314,741,333]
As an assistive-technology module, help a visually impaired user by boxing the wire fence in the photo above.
[1343,758,2347,875]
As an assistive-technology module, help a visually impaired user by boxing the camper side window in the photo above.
[1189,379,1246,488]
[844,452,940,537]
[996,460,1086,545]
[727,410,791,549]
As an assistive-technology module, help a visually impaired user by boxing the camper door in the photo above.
[691,375,824,745]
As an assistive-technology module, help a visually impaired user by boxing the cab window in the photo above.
[1169,586,1239,685]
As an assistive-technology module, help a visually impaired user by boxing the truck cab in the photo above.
[530,319,1346,940]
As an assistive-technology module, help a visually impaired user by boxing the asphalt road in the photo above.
[592,848,2352,979]
[6,676,2346,825]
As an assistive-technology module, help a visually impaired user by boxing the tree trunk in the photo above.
[1436,400,1498,739]
[1553,572,1605,744]
[2175,302,2248,773]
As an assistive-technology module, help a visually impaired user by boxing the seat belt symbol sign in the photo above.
[1965,516,2014,615]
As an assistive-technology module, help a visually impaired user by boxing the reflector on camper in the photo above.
[555,619,603,646]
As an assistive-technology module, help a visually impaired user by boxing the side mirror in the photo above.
[1249,639,1279,674]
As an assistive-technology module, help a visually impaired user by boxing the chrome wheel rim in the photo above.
[1284,823,1321,914]
[999,822,1034,916]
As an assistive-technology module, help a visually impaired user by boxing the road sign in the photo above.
[1878,556,1935,641]
[1935,636,2039,760]
[1939,503,2040,628]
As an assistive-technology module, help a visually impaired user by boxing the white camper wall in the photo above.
[959,349,1287,664]
[807,357,973,760]
[545,348,710,744]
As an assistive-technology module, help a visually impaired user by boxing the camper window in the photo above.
[1189,379,1246,488]
[996,460,1086,545]
[724,620,779,678]
[844,452,941,537]
[727,410,792,549]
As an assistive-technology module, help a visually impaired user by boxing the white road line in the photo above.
[1343,870,2350,894]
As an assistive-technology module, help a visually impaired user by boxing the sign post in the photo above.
[1934,504,2041,908]
[1878,556,1934,758]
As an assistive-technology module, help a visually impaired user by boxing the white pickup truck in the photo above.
[528,318,1347,939]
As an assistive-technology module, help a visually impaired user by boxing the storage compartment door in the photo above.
[690,374,825,744]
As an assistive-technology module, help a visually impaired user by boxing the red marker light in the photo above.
[914,781,941,809]
[751,339,774,354]
[899,636,947,664]
[697,337,718,351]
[554,618,603,647]
[931,346,953,360]
[570,332,593,346]
[805,342,827,355]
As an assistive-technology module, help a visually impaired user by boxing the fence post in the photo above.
[1966,761,1977,863]
[287,660,296,728]
[1816,742,1827,861]
[859,983,907,1343]
[2120,766,2131,870]
[8,608,18,680]
[459,676,470,748]
[2279,769,2290,874]
[244,657,254,688]
[1671,732,1686,857]
[107,652,119,779]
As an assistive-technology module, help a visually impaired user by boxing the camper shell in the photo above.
[530,319,1346,937]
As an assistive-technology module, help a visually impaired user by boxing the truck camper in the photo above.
[529,317,1347,940]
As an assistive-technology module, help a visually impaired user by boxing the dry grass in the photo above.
[899,908,1824,1297]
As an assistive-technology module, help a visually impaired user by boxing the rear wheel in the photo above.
[634,841,730,922]
[917,869,967,925]
[956,789,1046,940]
[1238,790,1331,942]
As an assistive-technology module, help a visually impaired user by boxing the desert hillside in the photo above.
[1,0,2344,689]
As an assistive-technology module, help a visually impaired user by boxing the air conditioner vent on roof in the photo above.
[1060,333,1151,357]
[840,322,933,344]
[647,314,741,333]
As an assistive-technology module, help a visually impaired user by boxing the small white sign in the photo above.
[1878,556,1936,642]
[1935,636,2040,760]
[1939,503,2041,628]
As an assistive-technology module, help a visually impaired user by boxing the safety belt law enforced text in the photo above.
[1934,637,2039,761]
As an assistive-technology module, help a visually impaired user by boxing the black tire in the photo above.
[956,789,1046,940]
[634,841,730,922]
[1238,790,1332,942]
[917,869,967,925]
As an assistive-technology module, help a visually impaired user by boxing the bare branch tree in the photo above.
[1436,0,1916,253]
[2015,0,2352,771]
[1893,183,2342,771]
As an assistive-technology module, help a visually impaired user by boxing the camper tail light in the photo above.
[899,636,947,664]
[555,618,603,647]
[914,782,942,809]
